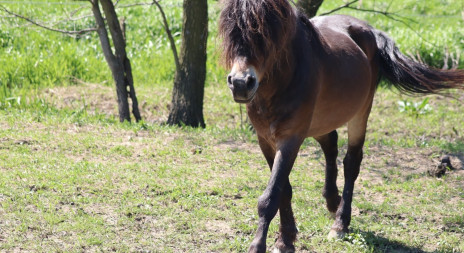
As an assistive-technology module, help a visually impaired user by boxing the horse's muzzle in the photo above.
[227,74,258,103]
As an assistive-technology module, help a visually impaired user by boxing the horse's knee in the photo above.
[282,182,292,201]
[257,191,279,219]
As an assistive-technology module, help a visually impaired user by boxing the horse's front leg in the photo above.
[273,178,297,253]
[257,136,297,253]
[249,136,303,253]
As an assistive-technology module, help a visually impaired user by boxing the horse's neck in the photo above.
[260,60,295,98]
[256,19,316,108]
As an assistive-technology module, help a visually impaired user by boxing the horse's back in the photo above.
[310,15,378,61]
[305,15,379,137]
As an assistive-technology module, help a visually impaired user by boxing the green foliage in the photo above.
[398,97,432,117]
[343,231,372,251]
[1,0,463,107]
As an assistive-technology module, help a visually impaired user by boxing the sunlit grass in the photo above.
[0,0,463,252]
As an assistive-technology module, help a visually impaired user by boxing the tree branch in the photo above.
[99,0,126,57]
[319,0,359,16]
[90,0,116,65]
[0,4,96,37]
[152,0,180,71]
[344,5,416,23]
[320,0,417,25]
[319,1,437,46]
[117,2,156,8]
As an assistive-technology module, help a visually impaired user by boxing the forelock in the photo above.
[219,0,297,68]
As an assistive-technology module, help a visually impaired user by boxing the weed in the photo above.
[398,98,432,117]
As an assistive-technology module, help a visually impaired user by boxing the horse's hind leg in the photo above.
[329,104,372,239]
[315,130,341,216]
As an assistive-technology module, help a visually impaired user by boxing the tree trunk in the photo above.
[166,0,208,128]
[91,0,141,123]
[298,0,324,17]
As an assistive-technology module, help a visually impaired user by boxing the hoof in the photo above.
[273,247,295,253]
[327,229,346,240]
[273,239,295,253]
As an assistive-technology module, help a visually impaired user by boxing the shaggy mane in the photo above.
[219,0,297,69]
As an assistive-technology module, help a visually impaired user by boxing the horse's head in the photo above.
[219,0,297,103]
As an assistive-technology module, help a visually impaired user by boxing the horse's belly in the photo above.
[306,79,372,137]
[306,109,359,137]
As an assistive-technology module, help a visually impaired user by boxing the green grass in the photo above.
[0,86,463,252]
[0,0,464,252]
[1,94,463,252]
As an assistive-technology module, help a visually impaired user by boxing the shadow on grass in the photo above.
[350,230,431,253]
[441,142,464,169]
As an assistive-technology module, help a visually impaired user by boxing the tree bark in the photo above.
[298,0,324,17]
[166,0,208,128]
[91,0,141,122]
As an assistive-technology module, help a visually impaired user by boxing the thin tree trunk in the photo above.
[124,57,141,122]
[91,0,141,122]
[298,0,324,17]
[166,0,208,128]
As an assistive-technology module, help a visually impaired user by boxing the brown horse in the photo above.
[219,0,464,252]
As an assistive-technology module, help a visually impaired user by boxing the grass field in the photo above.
[1,0,464,252]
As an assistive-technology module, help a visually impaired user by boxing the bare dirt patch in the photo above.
[44,82,118,117]
[42,82,167,123]
[30,84,464,185]
[205,219,235,238]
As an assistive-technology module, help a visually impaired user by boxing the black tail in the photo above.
[373,29,464,94]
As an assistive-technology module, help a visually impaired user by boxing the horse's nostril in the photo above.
[246,75,256,88]
[227,75,232,85]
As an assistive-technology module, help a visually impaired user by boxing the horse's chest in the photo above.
[247,106,276,140]
[247,103,302,143]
